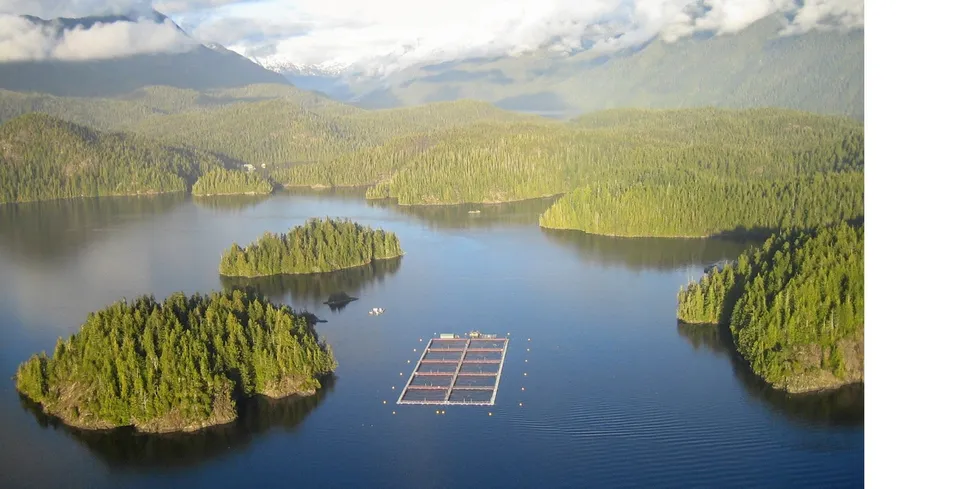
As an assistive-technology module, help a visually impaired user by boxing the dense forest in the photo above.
[539,173,864,237]
[191,168,274,196]
[219,217,403,277]
[1,86,865,239]
[0,114,222,204]
[676,222,864,393]
[15,289,337,433]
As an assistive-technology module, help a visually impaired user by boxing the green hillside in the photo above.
[0,113,224,204]
[676,222,864,392]
[346,15,863,119]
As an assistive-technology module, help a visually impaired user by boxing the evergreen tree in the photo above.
[15,289,337,433]
[219,218,404,277]
[677,222,864,392]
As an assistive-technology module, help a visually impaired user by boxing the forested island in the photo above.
[219,217,403,277]
[677,222,864,393]
[191,168,274,196]
[15,289,337,433]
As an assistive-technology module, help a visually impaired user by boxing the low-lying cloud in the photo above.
[171,0,863,76]
[0,14,197,62]
[0,0,863,71]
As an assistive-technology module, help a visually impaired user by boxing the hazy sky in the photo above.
[0,0,864,72]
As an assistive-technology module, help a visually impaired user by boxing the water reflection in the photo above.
[20,376,336,470]
[219,257,403,310]
[676,321,864,427]
[192,194,271,212]
[279,186,372,202]
[0,194,185,262]
[542,228,757,271]
[368,197,559,230]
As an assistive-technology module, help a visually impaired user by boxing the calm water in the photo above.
[0,190,863,489]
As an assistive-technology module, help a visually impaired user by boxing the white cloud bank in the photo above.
[0,0,863,70]
[0,1,198,62]
[0,14,197,61]
[174,0,863,76]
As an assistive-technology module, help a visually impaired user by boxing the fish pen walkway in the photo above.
[397,334,509,406]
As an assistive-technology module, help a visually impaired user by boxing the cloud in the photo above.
[0,14,197,62]
[781,0,864,35]
[0,0,864,72]
[0,0,156,18]
[173,0,863,76]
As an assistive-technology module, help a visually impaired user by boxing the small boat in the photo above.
[368,307,386,316]
[468,209,481,214]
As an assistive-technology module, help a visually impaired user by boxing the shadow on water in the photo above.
[192,194,271,212]
[676,321,864,427]
[367,196,560,230]
[541,228,760,272]
[19,376,337,470]
[0,194,185,262]
[220,257,403,309]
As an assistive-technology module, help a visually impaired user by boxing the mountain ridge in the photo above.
[0,11,290,97]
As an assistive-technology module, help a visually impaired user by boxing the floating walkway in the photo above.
[396,332,509,406]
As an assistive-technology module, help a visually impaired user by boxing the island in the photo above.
[676,221,864,393]
[15,289,337,433]
[218,217,404,277]
[191,167,274,196]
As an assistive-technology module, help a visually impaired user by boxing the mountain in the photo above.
[290,14,862,119]
[0,12,289,97]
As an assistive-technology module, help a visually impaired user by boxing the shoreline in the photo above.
[218,253,405,279]
[21,375,331,434]
[192,191,273,197]
[675,318,863,395]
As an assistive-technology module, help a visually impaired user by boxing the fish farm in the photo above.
[396,332,509,406]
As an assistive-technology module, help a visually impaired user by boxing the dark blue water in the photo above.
[0,191,863,489]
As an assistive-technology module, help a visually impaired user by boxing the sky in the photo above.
[0,0,864,73]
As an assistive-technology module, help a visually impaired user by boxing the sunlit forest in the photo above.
[677,222,864,392]
[219,217,404,277]
[16,289,336,432]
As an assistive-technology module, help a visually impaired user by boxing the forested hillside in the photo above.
[219,217,403,277]
[676,222,864,392]
[0,113,224,204]
[343,14,863,119]
[1,86,864,240]
[16,289,336,433]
